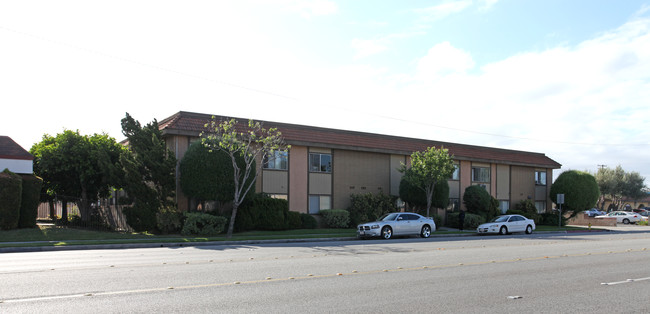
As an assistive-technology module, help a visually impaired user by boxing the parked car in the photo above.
[476,214,535,235]
[584,208,605,217]
[357,212,436,239]
[594,211,642,224]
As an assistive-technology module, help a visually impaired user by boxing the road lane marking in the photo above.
[2,247,648,304]
[601,277,650,286]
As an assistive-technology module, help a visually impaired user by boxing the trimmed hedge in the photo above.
[123,203,157,232]
[538,213,567,226]
[181,212,227,236]
[18,174,42,228]
[300,213,318,229]
[156,206,184,234]
[446,212,485,230]
[286,211,302,229]
[348,192,397,227]
[320,209,350,228]
[234,194,293,231]
[0,169,22,230]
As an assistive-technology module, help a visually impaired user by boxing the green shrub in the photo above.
[512,199,540,223]
[463,185,492,218]
[0,169,22,230]
[320,209,350,228]
[156,206,183,234]
[235,194,290,231]
[539,213,567,226]
[446,212,485,229]
[300,213,318,229]
[348,192,397,226]
[181,212,227,236]
[18,174,42,228]
[431,214,442,229]
[286,211,302,229]
[123,203,158,232]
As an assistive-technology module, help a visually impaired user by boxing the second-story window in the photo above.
[471,166,490,183]
[450,164,459,180]
[535,170,547,185]
[263,151,288,170]
[309,153,332,173]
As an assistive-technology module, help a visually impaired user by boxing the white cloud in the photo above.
[280,0,338,18]
[413,0,473,21]
[416,42,475,78]
[351,38,388,59]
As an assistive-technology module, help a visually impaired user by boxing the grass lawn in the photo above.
[0,225,357,248]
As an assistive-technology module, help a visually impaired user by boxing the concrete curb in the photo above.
[3,227,648,253]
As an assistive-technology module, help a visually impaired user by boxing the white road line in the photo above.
[601,276,650,285]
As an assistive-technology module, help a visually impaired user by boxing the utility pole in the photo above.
[597,164,607,170]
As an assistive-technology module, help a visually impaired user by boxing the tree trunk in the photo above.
[80,186,90,222]
[61,199,68,224]
[226,202,239,238]
[48,199,55,220]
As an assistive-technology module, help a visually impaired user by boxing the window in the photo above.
[535,201,546,213]
[263,151,288,170]
[450,164,459,180]
[309,153,332,173]
[309,195,331,214]
[499,200,510,214]
[447,198,460,211]
[471,167,490,183]
[535,171,547,185]
[268,194,288,200]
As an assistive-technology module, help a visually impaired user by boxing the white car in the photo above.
[595,211,642,224]
[477,215,535,235]
[357,212,436,239]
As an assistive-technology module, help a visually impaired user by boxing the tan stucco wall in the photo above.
[289,146,308,213]
[309,173,332,194]
[459,160,472,211]
[332,150,391,210]
[496,164,510,200]
[510,166,535,205]
[390,154,406,196]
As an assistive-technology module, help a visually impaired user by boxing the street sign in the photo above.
[557,194,565,204]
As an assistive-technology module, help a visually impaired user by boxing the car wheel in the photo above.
[525,225,533,234]
[499,226,508,235]
[623,218,630,224]
[420,225,431,238]
[381,226,393,239]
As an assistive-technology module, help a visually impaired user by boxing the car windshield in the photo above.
[490,216,510,223]
[379,213,399,221]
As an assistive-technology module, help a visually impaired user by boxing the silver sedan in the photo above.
[357,212,436,239]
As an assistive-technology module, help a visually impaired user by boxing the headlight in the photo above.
[371,225,379,229]
[490,224,499,228]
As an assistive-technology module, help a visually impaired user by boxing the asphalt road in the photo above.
[2,232,650,313]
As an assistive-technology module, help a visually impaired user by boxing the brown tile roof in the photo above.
[159,111,562,169]
[0,136,34,160]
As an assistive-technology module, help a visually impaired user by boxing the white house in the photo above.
[0,136,33,174]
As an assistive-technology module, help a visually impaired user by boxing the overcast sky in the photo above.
[1,0,649,184]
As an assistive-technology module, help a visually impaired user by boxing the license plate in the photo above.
[360,231,365,235]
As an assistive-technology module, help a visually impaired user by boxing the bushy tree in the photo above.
[462,185,498,220]
[179,141,254,209]
[400,147,455,217]
[120,113,177,232]
[550,170,599,217]
[202,118,289,238]
[30,130,123,222]
[399,171,449,213]
[594,166,646,210]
